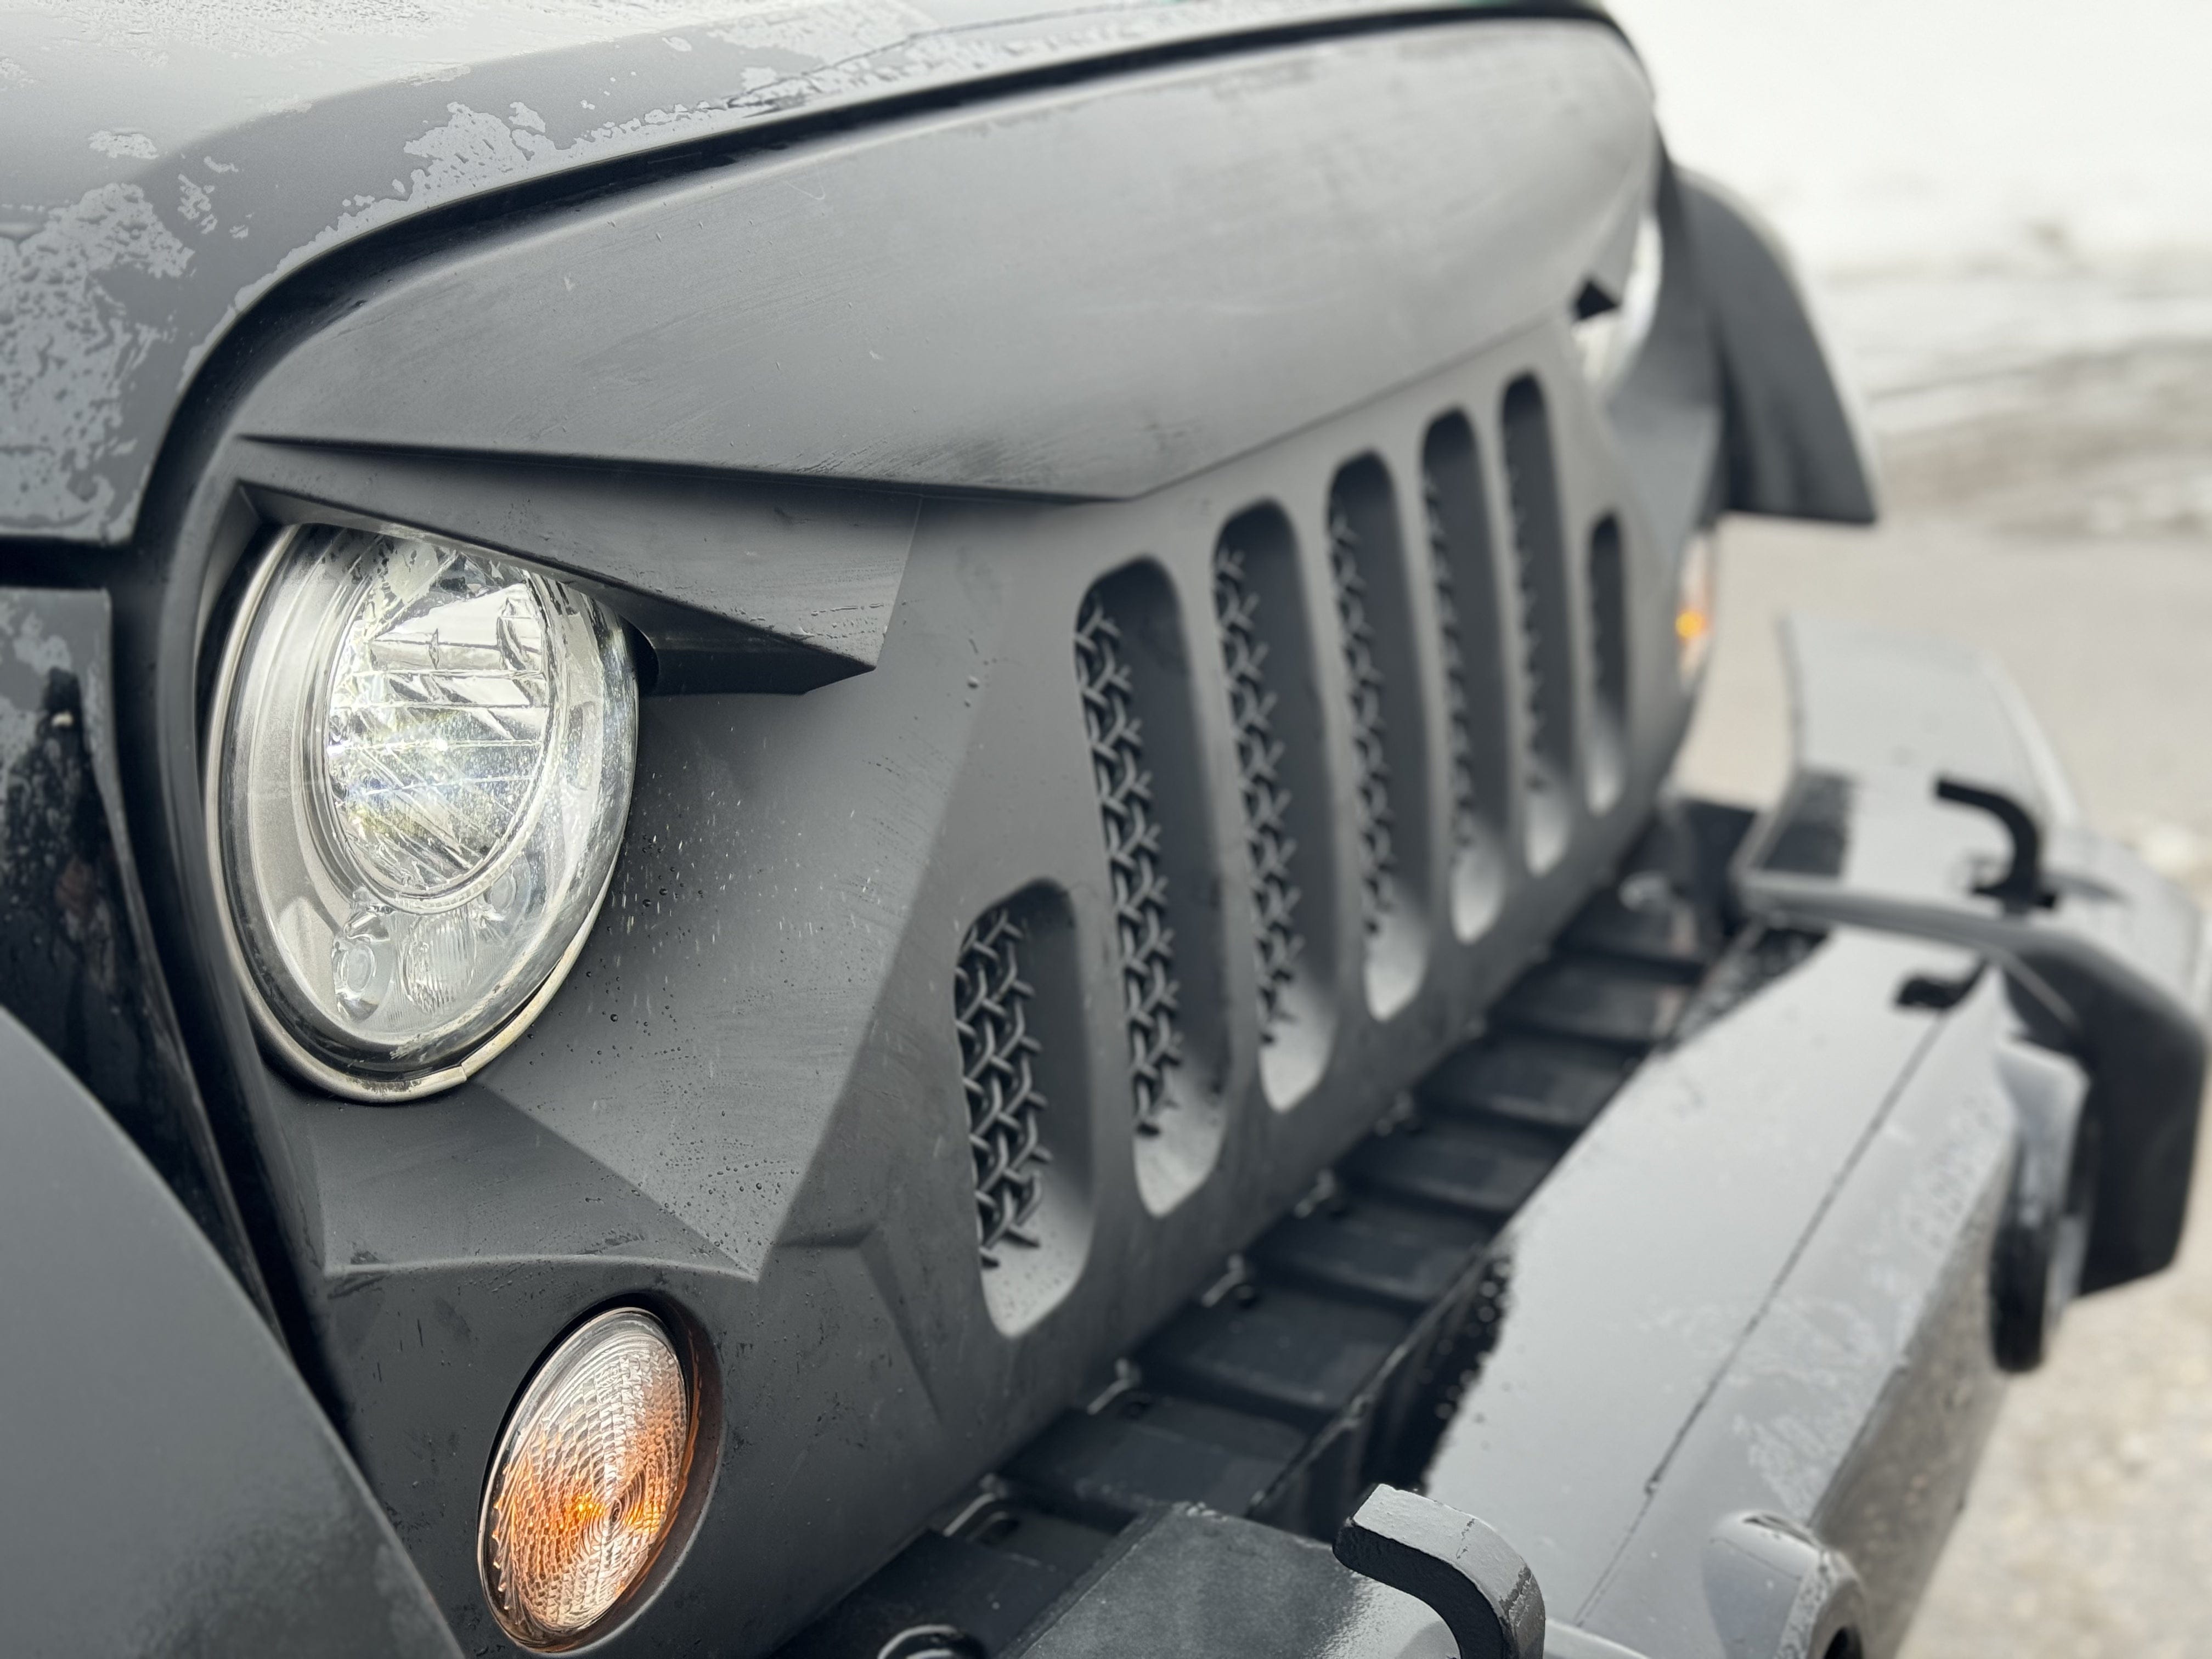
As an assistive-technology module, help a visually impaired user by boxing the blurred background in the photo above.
[1607,2,2212,1652]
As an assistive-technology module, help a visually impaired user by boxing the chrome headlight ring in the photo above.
[206,522,639,1102]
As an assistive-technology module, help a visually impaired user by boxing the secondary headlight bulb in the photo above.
[210,524,637,1098]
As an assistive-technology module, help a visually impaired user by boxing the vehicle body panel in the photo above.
[1425,934,2017,1659]
[86,18,1716,1651]
[0,585,262,1290]
[0,0,1575,543]
[231,25,1652,502]
[0,3,2183,1657]
[0,1003,460,1659]
[1738,616,2209,1289]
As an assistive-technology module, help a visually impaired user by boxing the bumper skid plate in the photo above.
[1737,614,2209,1292]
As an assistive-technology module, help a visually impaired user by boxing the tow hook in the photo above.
[1337,1489,1880,1659]
[1933,777,2057,914]
[1335,1486,1545,1659]
[1336,1487,1663,1659]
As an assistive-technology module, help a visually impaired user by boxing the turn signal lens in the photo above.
[1676,531,1716,683]
[481,1310,693,1649]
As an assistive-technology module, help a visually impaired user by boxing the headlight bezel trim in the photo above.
[203,519,633,1104]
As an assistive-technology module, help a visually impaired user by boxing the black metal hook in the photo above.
[1335,1486,1545,1659]
[1934,777,2055,915]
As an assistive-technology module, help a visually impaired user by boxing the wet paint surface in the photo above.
[0,0,1534,544]
[0,585,251,1278]
[1419,927,2011,1652]
[0,1004,461,1657]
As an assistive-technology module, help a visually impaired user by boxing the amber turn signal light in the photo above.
[479,1308,693,1648]
[1676,531,1716,683]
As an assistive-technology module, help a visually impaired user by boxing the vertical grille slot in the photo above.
[1420,412,1511,936]
[1501,377,1577,870]
[956,884,1089,1329]
[1215,543,1302,1030]
[1327,455,1430,1016]
[1213,506,1338,1105]
[958,904,1050,1264]
[1077,565,1224,1199]
[1586,515,1628,810]
[1076,592,1180,1129]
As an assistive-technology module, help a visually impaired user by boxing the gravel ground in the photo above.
[1673,275,2212,1656]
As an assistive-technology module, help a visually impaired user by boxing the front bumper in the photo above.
[810,617,2205,1659]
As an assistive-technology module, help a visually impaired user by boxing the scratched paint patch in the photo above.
[88,129,159,160]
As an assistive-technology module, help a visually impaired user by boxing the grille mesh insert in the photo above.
[1327,507,1396,935]
[955,904,1051,1265]
[1075,594,1183,1131]
[1424,470,1483,859]
[1212,541,1304,1036]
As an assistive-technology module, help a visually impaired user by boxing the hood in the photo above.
[0,0,1538,546]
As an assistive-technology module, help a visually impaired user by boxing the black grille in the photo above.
[1326,505,1396,935]
[955,904,1050,1265]
[1425,468,1482,859]
[781,813,1743,1658]
[1212,539,1304,1036]
[1075,593,1183,1131]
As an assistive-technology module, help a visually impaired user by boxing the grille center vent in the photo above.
[1420,411,1511,939]
[1212,540,1304,1037]
[1327,456,1431,1018]
[1326,506,1397,937]
[1428,480,1482,861]
[1075,590,1184,1132]
[1586,515,1628,810]
[1502,377,1577,870]
[1210,508,1339,1108]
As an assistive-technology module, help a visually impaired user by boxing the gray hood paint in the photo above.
[0,0,1527,546]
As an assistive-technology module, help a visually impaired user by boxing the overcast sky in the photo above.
[1605,0,2212,275]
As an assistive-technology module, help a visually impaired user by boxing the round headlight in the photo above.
[481,1308,695,1649]
[209,524,637,1098]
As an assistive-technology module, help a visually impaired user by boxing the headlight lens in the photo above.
[211,524,637,1098]
[481,1308,694,1648]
